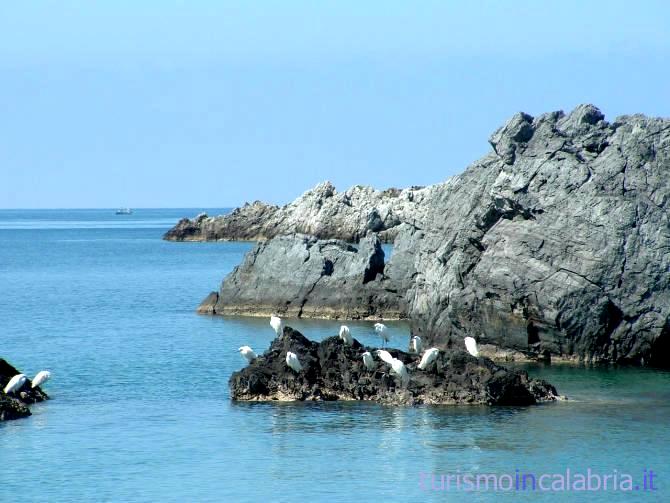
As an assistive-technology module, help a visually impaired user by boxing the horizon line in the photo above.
[0,206,236,211]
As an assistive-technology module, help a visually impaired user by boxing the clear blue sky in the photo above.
[1,1,669,208]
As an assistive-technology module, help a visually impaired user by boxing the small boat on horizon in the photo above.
[115,208,133,215]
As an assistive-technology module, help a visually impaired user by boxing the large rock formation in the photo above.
[403,105,670,366]
[199,234,406,319]
[196,104,670,367]
[0,359,49,421]
[229,327,559,405]
[164,181,433,243]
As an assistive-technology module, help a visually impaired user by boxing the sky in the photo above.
[1,1,669,208]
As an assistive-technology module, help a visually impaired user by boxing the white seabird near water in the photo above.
[238,346,257,363]
[361,351,375,371]
[464,337,479,357]
[286,351,302,373]
[374,323,389,347]
[339,325,353,346]
[270,315,284,336]
[31,370,51,388]
[3,374,27,394]
[418,348,440,370]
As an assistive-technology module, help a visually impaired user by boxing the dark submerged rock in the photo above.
[229,327,559,405]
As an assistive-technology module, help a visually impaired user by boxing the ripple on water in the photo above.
[1,210,669,502]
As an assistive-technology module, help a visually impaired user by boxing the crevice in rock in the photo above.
[298,276,325,317]
[514,146,564,194]
[618,203,639,288]
[362,244,385,284]
[527,322,540,345]
[322,259,334,276]
[595,300,624,350]
[555,268,604,291]
[648,318,670,368]
[621,158,629,195]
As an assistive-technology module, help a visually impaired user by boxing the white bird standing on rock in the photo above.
[375,349,394,365]
[418,348,440,370]
[389,358,409,387]
[410,336,423,354]
[339,325,353,346]
[270,315,284,336]
[361,351,375,371]
[31,370,51,388]
[238,346,257,363]
[464,337,480,357]
[4,374,27,395]
[286,352,302,373]
[374,323,389,347]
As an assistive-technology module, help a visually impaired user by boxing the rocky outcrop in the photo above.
[402,105,670,367]
[201,234,405,319]
[229,327,560,405]
[164,181,433,243]
[0,359,49,421]
[196,104,670,367]
[164,202,279,241]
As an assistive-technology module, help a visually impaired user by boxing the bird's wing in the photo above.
[377,351,394,364]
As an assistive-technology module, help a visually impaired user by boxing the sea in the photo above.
[1,209,668,502]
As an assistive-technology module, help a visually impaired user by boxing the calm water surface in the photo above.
[1,210,668,502]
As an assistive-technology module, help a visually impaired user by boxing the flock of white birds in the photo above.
[3,370,51,396]
[237,315,481,388]
[3,319,480,397]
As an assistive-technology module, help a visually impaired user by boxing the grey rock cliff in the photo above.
[402,105,670,366]
[164,181,433,243]
[195,104,670,366]
[202,234,406,319]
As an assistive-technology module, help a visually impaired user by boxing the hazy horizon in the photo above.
[0,206,235,210]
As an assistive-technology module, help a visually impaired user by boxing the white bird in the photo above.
[238,346,257,363]
[4,374,27,395]
[339,325,353,346]
[389,358,409,387]
[31,370,51,388]
[374,322,389,347]
[418,348,440,370]
[361,351,375,371]
[286,351,302,373]
[375,349,394,365]
[410,336,423,354]
[464,337,480,357]
[270,315,284,336]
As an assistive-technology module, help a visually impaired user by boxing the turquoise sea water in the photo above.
[1,209,668,502]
